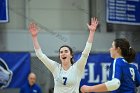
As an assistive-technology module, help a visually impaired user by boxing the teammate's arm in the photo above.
[81,78,120,93]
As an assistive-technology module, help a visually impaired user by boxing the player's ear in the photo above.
[117,47,121,54]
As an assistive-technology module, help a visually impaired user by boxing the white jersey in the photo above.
[35,42,92,93]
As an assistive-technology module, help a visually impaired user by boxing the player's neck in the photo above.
[62,63,71,71]
[114,54,123,59]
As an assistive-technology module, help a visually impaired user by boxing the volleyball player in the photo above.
[81,38,140,93]
[29,17,98,93]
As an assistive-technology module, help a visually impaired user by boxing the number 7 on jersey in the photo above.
[63,77,67,85]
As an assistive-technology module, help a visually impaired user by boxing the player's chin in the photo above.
[110,54,115,59]
[110,53,113,58]
[60,58,65,62]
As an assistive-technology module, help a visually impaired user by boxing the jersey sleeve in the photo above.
[134,66,140,87]
[75,42,92,75]
[35,48,59,73]
[112,59,122,80]
[104,78,120,91]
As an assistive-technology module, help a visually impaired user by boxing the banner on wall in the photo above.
[106,0,140,25]
[74,52,140,86]
[0,0,9,23]
[0,52,30,89]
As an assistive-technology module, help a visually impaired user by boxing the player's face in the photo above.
[28,74,36,86]
[109,41,118,59]
[59,47,72,64]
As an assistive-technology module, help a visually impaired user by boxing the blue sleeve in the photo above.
[134,66,140,87]
[112,59,122,80]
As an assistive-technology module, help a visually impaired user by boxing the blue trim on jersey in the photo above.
[109,58,140,93]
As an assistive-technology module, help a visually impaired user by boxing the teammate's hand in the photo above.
[29,23,39,37]
[87,17,99,32]
[80,85,90,93]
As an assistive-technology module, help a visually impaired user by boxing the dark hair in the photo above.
[114,38,136,63]
[59,45,74,65]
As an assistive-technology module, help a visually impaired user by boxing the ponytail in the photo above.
[125,47,136,63]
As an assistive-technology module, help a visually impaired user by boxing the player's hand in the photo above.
[80,85,90,93]
[29,22,39,37]
[87,17,99,32]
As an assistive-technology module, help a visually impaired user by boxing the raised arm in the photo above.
[81,17,99,58]
[28,23,58,73]
[87,17,99,43]
[29,23,40,49]
[76,17,98,74]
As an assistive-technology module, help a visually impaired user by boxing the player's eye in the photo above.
[65,50,68,53]
[60,51,63,54]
